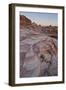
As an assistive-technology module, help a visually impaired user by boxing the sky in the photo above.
[20,12,58,26]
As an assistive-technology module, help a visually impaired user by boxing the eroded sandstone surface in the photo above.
[20,15,58,77]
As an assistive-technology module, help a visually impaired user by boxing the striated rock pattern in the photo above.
[20,15,32,29]
[20,15,58,77]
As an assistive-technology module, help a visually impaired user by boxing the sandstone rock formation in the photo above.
[20,15,58,77]
[20,15,32,29]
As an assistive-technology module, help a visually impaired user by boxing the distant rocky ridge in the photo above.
[20,15,58,38]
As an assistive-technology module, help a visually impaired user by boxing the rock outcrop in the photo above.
[20,15,58,38]
[20,15,32,28]
[20,15,58,77]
